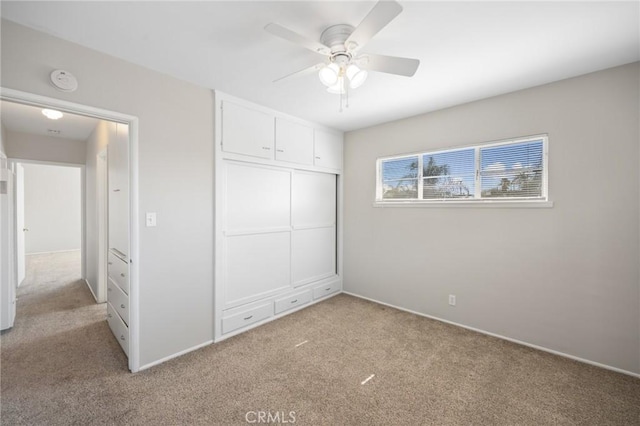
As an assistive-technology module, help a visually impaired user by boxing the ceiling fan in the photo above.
[265,0,419,105]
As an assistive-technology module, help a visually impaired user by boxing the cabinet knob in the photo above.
[120,304,126,309]
[120,273,125,277]
[108,313,112,318]
[108,287,112,292]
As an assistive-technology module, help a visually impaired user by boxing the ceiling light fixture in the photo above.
[318,62,368,111]
[42,109,63,120]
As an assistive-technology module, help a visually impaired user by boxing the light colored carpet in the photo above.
[1,251,639,425]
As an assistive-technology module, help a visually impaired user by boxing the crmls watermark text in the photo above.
[245,410,296,424]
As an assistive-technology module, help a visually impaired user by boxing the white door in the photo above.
[16,164,25,286]
[96,150,108,303]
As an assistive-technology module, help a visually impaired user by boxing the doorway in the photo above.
[15,162,83,291]
[0,87,139,372]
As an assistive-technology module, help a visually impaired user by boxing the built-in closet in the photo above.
[106,123,131,356]
[214,92,343,340]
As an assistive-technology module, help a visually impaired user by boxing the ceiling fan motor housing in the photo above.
[321,24,355,60]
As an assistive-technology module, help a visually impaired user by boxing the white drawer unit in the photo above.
[107,278,129,326]
[107,302,129,356]
[108,251,129,294]
[274,289,312,314]
[222,303,273,335]
[313,281,340,300]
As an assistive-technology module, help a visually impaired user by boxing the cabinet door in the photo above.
[108,123,129,257]
[222,101,274,159]
[314,130,343,170]
[275,118,314,165]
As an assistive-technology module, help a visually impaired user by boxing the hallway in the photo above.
[0,251,126,424]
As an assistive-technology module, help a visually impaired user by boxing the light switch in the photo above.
[146,212,157,227]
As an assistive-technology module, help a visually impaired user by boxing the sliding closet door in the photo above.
[291,171,336,287]
[224,162,291,307]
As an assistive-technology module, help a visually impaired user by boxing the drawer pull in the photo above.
[276,149,284,152]
[120,335,126,341]
[120,304,126,309]
[108,313,112,318]
[113,189,121,192]
[262,147,271,150]
[120,273,125,277]
[108,287,112,292]
[315,156,321,159]
[108,262,113,265]
[325,287,331,291]
[244,315,253,321]
[291,299,298,304]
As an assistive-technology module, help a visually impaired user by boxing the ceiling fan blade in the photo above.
[358,53,420,77]
[265,23,331,55]
[273,62,325,83]
[345,1,403,51]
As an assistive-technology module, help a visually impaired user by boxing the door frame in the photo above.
[96,149,108,303]
[0,87,140,373]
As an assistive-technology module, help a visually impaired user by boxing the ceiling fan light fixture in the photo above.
[346,64,368,89]
[326,76,346,94]
[318,63,340,87]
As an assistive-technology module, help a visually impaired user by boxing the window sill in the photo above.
[373,200,554,209]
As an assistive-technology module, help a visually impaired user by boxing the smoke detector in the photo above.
[50,70,78,92]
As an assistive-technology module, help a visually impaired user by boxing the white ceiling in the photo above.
[1,1,638,132]
[1,100,100,141]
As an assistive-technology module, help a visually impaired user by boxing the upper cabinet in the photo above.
[221,101,274,159]
[218,93,343,172]
[275,118,314,165]
[314,130,343,170]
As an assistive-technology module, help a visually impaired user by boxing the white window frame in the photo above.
[375,134,552,208]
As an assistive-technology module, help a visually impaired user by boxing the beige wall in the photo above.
[22,163,81,254]
[344,63,640,374]
[0,123,6,155]
[5,131,86,165]
[1,19,215,367]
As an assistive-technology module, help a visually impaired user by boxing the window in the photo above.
[376,135,548,204]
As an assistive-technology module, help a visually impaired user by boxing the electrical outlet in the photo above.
[448,294,456,306]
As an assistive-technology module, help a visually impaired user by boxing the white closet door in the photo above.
[292,171,336,228]
[292,227,336,286]
[291,170,337,286]
[225,232,290,304]
[226,163,290,232]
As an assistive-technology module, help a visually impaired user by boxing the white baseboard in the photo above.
[342,291,640,379]
[137,340,214,372]
[26,249,81,256]
[83,279,100,303]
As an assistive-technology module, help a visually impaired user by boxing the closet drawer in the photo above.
[107,302,129,357]
[222,303,272,335]
[275,289,312,314]
[313,281,340,300]
[108,252,129,294]
[107,278,129,326]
